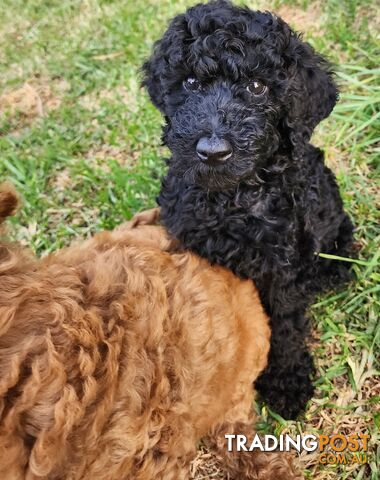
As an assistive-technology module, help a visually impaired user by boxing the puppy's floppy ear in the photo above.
[283,34,338,146]
[0,182,19,224]
[142,14,188,113]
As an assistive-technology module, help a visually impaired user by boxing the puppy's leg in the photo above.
[204,400,302,479]
[306,162,355,290]
[316,214,355,290]
[255,310,315,420]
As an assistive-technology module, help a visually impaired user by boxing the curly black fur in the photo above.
[142,0,354,419]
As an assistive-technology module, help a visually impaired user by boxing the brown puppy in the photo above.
[0,184,301,479]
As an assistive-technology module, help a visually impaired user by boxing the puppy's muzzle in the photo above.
[196,135,233,166]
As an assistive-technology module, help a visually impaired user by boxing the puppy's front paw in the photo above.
[130,207,161,228]
[255,351,315,420]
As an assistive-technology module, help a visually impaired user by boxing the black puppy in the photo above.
[143,0,354,419]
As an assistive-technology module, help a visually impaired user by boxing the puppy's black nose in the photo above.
[196,136,233,165]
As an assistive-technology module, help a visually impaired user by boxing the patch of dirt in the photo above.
[302,327,378,479]
[85,145,140,172]
[85,144,140,170]
[357,4,380,38]
[79,85,138,112]
[52,169,72,191]
[0,77,70,127]
[274,2,323,36]
[0,16,32,47]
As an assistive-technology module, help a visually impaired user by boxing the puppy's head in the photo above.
[143,0,337,191]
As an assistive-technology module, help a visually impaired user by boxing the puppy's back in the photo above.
[0,222,269,479]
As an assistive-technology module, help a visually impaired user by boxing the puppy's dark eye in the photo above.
[183,77,201,92]
[246,81,267,96]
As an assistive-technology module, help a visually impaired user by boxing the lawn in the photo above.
[0,0,379,478]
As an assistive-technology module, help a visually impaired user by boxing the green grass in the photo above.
[0,1,379,478]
